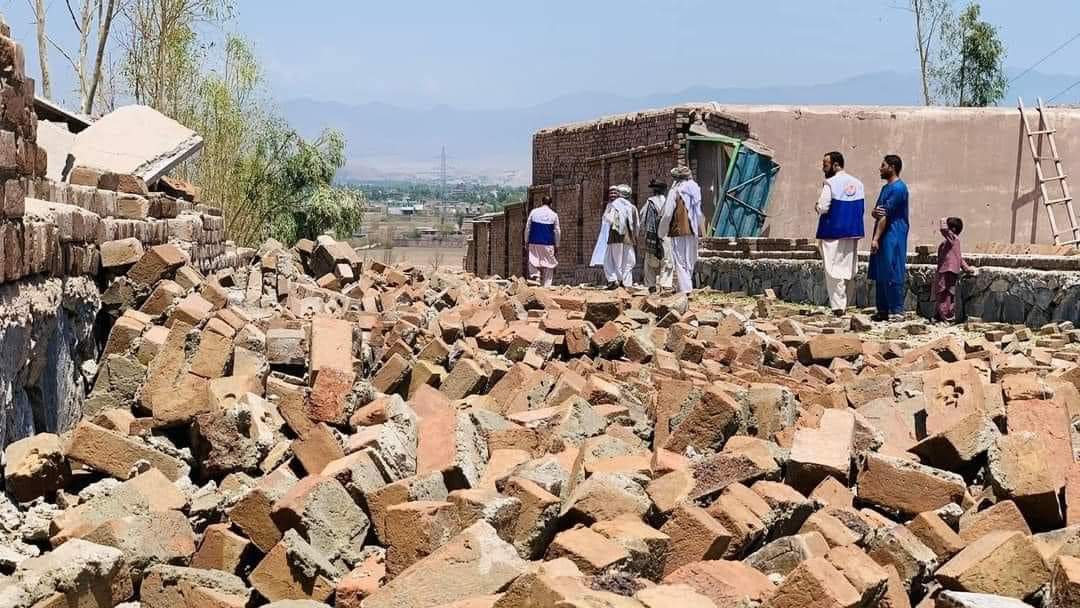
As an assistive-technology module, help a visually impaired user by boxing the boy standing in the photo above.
[934,216,975,322]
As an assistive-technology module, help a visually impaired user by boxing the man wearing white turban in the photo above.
[658,165,705,294]
[591,184,639,289]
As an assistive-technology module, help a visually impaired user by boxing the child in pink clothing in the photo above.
[934,217,975,322]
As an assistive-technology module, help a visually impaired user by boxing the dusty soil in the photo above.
[353,245,467,272]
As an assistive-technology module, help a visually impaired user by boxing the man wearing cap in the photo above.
[590,184,638,289]
[658,165,705,294]
[524,195,560,287]
[815,151,865,316]
[639,179,673,293]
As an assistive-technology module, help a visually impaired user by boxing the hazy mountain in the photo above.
[281,69,1080,185]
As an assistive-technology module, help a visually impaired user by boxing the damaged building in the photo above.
[0,19,248,448]
[3,12,1080,608]
[467,103,1080,325]
[465,105,775,285]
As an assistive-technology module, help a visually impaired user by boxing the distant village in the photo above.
[351,179,527,250]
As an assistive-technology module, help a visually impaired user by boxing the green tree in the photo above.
[115,4,361,246]
[120,0,234,116]
[933,2,1007,107]
[904,0,955,105]
[264,129,364,244]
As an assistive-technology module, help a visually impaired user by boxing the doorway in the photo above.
[690,135,780,237]
[688,138,733,234]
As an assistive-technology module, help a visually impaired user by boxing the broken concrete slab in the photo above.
[69,105,204,184]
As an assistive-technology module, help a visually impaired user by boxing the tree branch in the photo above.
[32,0,53,98]
[84,0,118,115]
[65,0,83,32]
[46,34,81,74]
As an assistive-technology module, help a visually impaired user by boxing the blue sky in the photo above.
[4,0,1080,109]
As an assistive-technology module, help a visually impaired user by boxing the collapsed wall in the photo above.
[2,19,1080,599]
[0,19,248,448]
[468,104,1080,324]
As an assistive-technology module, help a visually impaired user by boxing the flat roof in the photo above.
[535,103,748,136]
[34,96,93,132]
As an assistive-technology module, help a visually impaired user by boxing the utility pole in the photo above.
[440,145,448,226]
[440,146,448,202]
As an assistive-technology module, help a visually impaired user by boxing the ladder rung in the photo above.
[1035,156,1061,162]
[1030,129,1057,135]
[1053,228,1080,237]
[1041,174,1068,183]
[1046,197,1074,205]
[1058,238,1080,246]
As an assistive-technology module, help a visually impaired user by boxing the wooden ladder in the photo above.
[1019,96,1080,246]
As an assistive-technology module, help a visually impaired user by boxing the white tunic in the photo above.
[590,197,638,267]
[659,179,705,294]
[525,205,561,270]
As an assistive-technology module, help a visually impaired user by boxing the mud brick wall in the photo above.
[505,202,524,278]
[26,178,239,270]
[465,236,476,274]
[474,220,490,277]
[490,213,507,277]
[475,105,750,284]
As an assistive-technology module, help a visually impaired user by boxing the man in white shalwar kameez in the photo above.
[525,196,560,287]
[815,151,865,316]
[658,166,705,294]
[591,185,638,289]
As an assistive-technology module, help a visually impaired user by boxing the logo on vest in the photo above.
[843,183,858,197]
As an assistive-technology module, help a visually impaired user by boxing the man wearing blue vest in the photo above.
[815,151,865,316]
[525,196,561,287]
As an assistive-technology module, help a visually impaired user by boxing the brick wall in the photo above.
[473,105,750,284]
[490,213,507,277]
[0,24,245,283]
[505,202,524,278]
[464,237,475,274]
[474,220,490,277]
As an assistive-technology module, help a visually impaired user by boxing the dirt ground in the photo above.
[354,245,468,271]
[692,289,991,346]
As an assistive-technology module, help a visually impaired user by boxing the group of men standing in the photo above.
[815,151,910,321]
[591,165,705,294]
[524,165,705,294]
[525,153,911,319]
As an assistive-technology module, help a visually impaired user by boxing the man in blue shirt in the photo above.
[869,155,910,322]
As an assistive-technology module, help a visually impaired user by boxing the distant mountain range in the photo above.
[281,69,1080,185]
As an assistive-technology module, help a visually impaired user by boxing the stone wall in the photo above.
[718,104,1080,245]
[696,254,1080,327]
[0,276,99,448]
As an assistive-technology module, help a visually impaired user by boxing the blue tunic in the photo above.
[868,180,909,315]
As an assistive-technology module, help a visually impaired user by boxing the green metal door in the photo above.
[711,139,781,238]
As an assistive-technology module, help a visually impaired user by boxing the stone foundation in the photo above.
[0,276,99,447]
[696,256,1080,326]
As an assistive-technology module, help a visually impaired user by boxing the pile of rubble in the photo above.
[2,233,1080,608]
[0,11,251,451]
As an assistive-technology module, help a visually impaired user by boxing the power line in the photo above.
[1049,77,1080,103]
[1010,30,1080,86]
